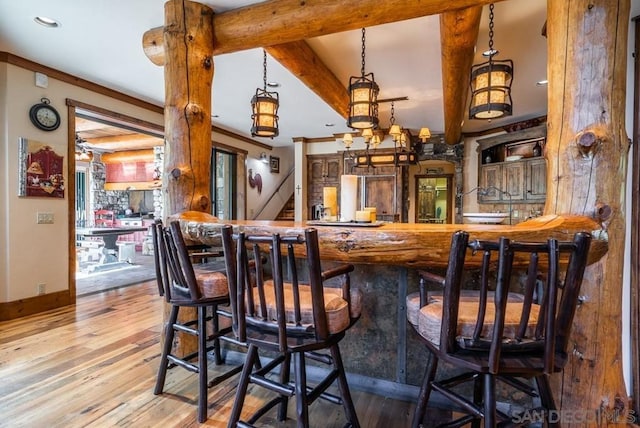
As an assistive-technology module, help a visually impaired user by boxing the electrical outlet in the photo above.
[37,283,46,295]
[37,212,54,224]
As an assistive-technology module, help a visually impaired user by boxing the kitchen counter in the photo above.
[174,211,605,269]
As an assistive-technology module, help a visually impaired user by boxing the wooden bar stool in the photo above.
[220,225,362,428]
[408,230,591,427]
[152,220,242,423]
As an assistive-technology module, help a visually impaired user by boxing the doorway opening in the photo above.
[69,101,164,297]
[415,174,453,224]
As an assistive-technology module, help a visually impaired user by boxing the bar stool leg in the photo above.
[411,351,438,428]
[154,305,179,395]
[293,352,309,427]
[197,306,208,423]
[227,344,259,428]
[278,352,292,421]
[483,374,496,427]
[330,344,360,428]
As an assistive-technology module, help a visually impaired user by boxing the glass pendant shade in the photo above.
[251,88,279,138]
[469,59,513,119]
[348,73,379,129]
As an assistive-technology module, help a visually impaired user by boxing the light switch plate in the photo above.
[37,212,54,224]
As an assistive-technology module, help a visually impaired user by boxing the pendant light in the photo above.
[251,50,279,138]
[469,3,513,120]
[347,28,379,130]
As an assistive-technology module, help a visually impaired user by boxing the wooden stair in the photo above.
[276,194,295,221]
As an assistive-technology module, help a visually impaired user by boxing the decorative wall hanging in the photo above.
[248,168,263,194]
[270,156,280,173]
[18,137,65,198]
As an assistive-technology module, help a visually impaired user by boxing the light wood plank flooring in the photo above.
[0,280,432,427]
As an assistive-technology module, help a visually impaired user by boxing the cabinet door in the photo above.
[526,158,547,200]
[503,162,525,201]
[363,175,395,219]
[325,158,341,182]
[307,155,342,219]
[479,164,502,202]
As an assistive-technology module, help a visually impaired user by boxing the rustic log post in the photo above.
[162,0,215,356]
[546,0,632,421]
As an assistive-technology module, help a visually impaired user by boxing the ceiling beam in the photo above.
[143,0,501,59]
[439,6,482,145]
[143,0,504,142]
[265,41,349,119]
[144,37,349,121]
[214,0,500,55]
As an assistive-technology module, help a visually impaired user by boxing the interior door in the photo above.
[415,174,452,223]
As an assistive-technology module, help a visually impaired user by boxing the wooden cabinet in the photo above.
[307,154,343,218]
[477,126,547,205]
[479,164,503,202]
[479,159,546,203]
[306,154,404,222]
[526,158,547,201]
[503,161,525,200]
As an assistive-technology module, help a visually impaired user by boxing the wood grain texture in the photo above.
[546,0,632,420]
[440,7,482,145]
[163,0,214,216]
[0,281,419,427]
[266,40,349,119]
[174,213,605,269]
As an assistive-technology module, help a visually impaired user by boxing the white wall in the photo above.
[0,63,165,301]
[0,61,296,304]
[212,131,294,219]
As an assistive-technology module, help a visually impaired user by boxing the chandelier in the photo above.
[251,50,279,138]
[347,28,379,130]
[469,3,513,120]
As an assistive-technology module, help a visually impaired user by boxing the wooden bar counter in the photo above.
[174,211,606,398]
[175,211,605,269]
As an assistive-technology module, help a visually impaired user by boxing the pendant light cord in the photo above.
[488,4,495,57]
[262,49,267,90]
[360,28,366,77]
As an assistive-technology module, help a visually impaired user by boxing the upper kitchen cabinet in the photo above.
[101,149,161,191]
[477,125,547,204]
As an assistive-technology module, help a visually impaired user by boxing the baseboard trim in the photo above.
[0,290,72,321]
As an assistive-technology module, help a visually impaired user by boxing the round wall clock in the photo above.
[29,97,60,131]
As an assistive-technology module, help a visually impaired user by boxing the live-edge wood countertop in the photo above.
[173,211,605,269]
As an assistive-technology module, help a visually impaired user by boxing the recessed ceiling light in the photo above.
[266,81,280,88]
[34,16,61,28]
[536,79,548,86]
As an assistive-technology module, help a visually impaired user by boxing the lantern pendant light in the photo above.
[469,3,513,120]
[251,50,280,138]
[347,28,379,130]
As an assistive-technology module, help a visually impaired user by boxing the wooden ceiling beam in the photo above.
[214,0,500,55]
[265,41,349,119]
[144,39,349,121]
[143,0,504,142]
[143,0,502,59]
[439,6,482,145]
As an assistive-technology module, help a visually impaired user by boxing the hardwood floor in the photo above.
[0,280,423,427]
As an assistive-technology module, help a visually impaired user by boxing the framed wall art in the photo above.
[18,137,65,198]
[270,155,280,174]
